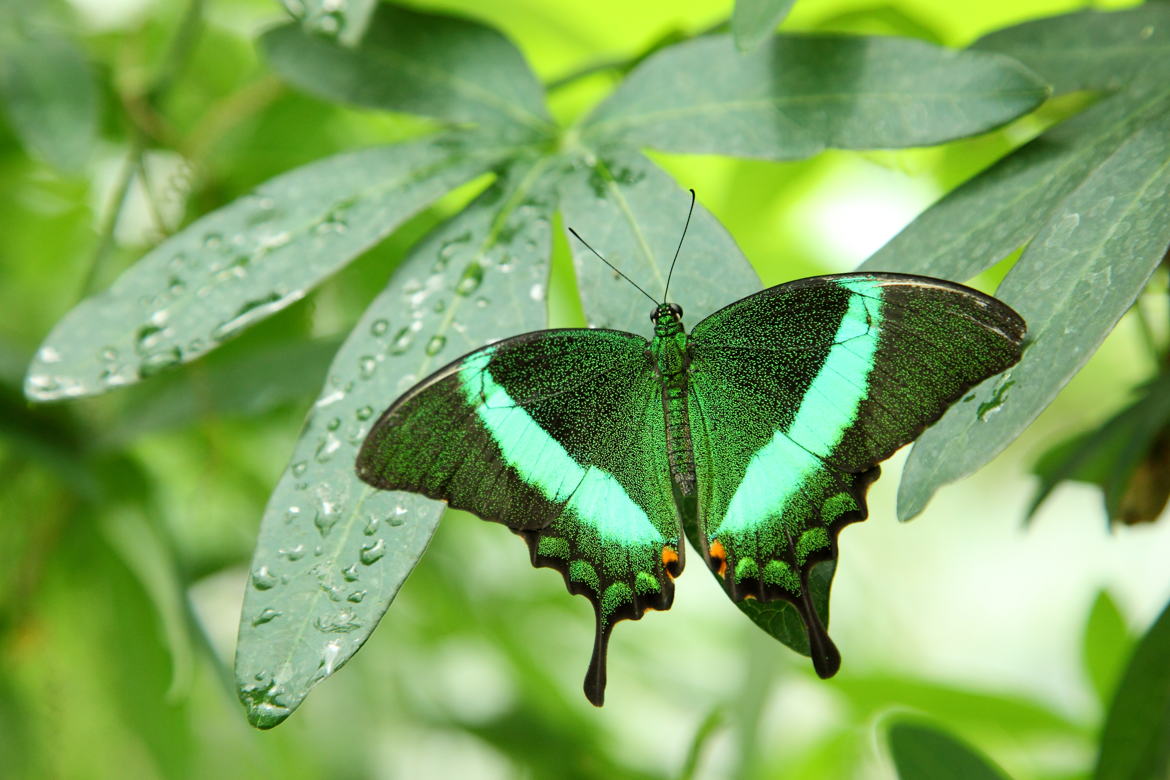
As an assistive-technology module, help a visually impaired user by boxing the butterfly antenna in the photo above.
[567,227,658,305]
[662,188,696,304]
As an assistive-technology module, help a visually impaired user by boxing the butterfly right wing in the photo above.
[356,328,681,705]
[686,274,1025,675]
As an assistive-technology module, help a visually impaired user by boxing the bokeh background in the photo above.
[2,0,1168,777]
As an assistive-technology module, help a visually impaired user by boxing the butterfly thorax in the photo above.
[649,304,698,516]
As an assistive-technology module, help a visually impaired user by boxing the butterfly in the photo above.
[355,192,1026,705]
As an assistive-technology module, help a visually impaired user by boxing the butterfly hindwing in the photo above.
[687,273,1025,674]
[355,329,682,705]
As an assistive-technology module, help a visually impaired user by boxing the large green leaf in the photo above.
[897,109,1170,520]
[732,0,796,52]
[1094,598,1170,779]
[861,84,1170,283]
[0,24,97,172]
[1082,590,1133,709]
[581,34,1047,160]
[234,156,558,728]
[24,134,510,402]
[262,4,553,139]
[1027,370,1170,525]
[888,720,1010,780]
[973,5,1170,96]
[558,150,760,330]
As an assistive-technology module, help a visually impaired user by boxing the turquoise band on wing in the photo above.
[460,349,665,546]
[713,278,884,537]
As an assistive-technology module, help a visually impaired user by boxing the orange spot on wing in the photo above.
[708,539,727,578]
[661,546,679,577]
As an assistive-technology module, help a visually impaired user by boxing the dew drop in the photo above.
[168,276,186,295]
[285,506,302,523]
[530,283,545,301]
[279,544,306,561]
[360,538,385,565]
[315,510,338,537]
[139,347,183,377]
[135,324,169,353]
[455,262,484,296]
[342,563,360,582]
[292,461,308,477]
[347,590,367,603]
[203,233,223,249]
[475,297,489,308]
[320,639,343,676]
[37,346,61,364]
[212,293,284,342]
[356,405,374,421]
[425,334,446,356]
[389,326,414,355]
[387,505,408,527]
[358,355,377,379]
[315,433,340,463]
[363,515,380,536]
[251,566,278,590]
[370,319,389,337]
[99,346,118,361]
[252,608,281,626]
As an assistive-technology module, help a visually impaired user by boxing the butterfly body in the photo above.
[357,272,1026,705]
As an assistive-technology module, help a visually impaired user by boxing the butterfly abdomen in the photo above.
[650,324,698,502]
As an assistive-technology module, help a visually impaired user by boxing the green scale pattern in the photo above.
[357,272,1026,704]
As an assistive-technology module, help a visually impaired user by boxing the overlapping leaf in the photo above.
[262,4,553,139]
[0,18,97,172]
[1028,370,1170,526]
[1094,598,1170,779]
[582,34,1047,159]
[888,720,1010,780]
[24,134,511,401]
[236,158,558,728]
[732,0,796,52]
[867,6,1170,519]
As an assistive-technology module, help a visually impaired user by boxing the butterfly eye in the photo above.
[649,305,661,322]
[670,303,684,318]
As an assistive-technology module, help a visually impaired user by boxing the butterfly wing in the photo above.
[356,328,681,705]
[687,273,1026,675]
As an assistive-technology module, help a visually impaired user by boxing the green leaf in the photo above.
[732,0,796,52]
[735,560,834,656]
[279,0,376,46]
[835,675,1084,738]
[897,105,1170,521]
[888,720,1011,780]
[98,337,343,446]
[0,26,97,172]
[25,133,511,402]
[973,6,1170,96]
[1094,598,1170,780]
[262,4,553,138]
[1083,590,1133,709]
[234,156,559,729]
[558,150,760,331]
[1028,371,1170,524]
[581,35,1047,160]
[861,84,1170,283]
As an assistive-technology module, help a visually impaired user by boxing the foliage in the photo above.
[4,0,1170,777]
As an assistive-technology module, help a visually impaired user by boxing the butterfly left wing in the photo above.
[355,329,682,705]
[686,273,1026,676]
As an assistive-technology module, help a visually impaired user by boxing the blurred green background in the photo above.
[2,0,1168,777]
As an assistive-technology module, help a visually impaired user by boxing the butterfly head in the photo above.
[651,302,685,335]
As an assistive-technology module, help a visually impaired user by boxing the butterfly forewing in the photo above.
[687,273,1025,674]
[355,328,682,705]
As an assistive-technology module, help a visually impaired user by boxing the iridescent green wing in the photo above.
[355,329,681,705]
[687,273,1025,676]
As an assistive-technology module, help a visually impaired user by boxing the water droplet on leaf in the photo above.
[360,539,385,565]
